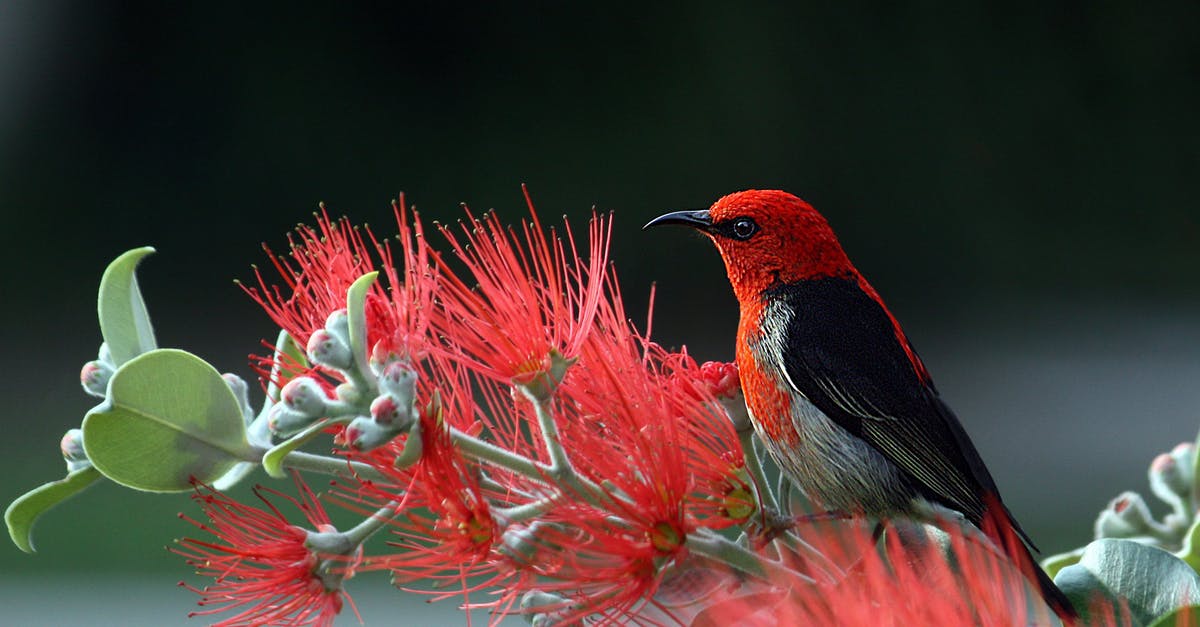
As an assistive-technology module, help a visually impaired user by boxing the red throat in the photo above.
[734,300,801,445]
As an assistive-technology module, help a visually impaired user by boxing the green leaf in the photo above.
[261,417,348,478]
[265,330,308,405]
[5,467,102,553]
[1042,546,1087,580]
[1055,538,1200,626]
[82,349,258,492]
[97,247,158,366]
[1175,516,1200,571]
[346,271,378,377]
[1149,605,1200,627]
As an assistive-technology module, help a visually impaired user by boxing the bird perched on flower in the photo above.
[645,189,1076,620]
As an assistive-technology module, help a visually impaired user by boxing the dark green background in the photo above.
[2,2,1198,623]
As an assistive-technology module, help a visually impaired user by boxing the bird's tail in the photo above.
[982,499,1078,623]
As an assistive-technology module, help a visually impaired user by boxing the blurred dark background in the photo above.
[2,1,1198,623]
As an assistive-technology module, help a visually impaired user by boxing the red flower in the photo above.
[433,187,613,386]
[481,298,745,623]
[333,355,527,600]
[173,475,357,627]
[244,205,378,351]
[245,197,438,384]
[671,514,1116,627]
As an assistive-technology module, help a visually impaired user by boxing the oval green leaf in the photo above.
[346,271,378,378]
[1149,605,1200,627]
[1055,538,1200,626]
[1041,546,1087,580]
[82,349,256,492]
[5,466,102,553]
[97,247,158,366]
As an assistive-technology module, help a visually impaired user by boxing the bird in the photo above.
[645,189,1076,621]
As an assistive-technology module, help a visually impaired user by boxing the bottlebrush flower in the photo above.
[244,205,379,351]
[244,196,438,384]
[673,512,1120,627]
[332,354,530,595]
[172,475,358,627]
[481,311,741,623]
[433,187,612,388]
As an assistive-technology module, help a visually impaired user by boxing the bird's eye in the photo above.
[730,217,758,240]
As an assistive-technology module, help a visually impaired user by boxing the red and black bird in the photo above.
[646,189,1076,621]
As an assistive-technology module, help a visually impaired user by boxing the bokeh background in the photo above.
[2,2,1198,624]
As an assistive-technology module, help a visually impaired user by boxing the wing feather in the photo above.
[770,277,1013,534]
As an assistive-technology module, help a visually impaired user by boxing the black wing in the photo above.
[771,277,1022,539]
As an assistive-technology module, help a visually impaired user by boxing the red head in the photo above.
[644,190,855,302]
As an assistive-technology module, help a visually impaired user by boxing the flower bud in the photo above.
[499,525,541,567]
[267,403,318,437]
[1095,491,1155,539]
[1172,442,1196,470]
[520,589,569,616]
[324,308,351,340]
[222,373,254,423]
[60,428,90,472]
[1149,451,1191,508]
[335,382,362,405]
[280,377,329,417]
[377,360,418,403]
[343,415,402,451]
[699,361,741,400]
[370,394,415,430]
[306,329,353,370]
[80,359,114,398]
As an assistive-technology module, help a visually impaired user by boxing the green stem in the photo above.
[497,496,557,524]
[283,450,387,483]
[528,393,572,474]
[740,429,779,513]
[687,529,814,585]
[449,425,616,510]
[342,501,401,547]
[450,427,543,478]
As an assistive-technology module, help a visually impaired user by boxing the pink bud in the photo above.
[306,329,352,370]
[60,428,85,461]
[370,395,401,426]
[79,360,113,398]
[280,377,328,417]
[699,361,741,399]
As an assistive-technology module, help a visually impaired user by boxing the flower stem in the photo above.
[450,426,542,478]
[687,528,815,585]
[341,501,401,547]
[496,496,557,524]
[740,429,779,513]
[283,450,387,483]
[528,393,572,475]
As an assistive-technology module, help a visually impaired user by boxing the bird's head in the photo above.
[645,190,853,300]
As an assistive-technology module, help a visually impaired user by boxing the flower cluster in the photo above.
[149,190,1111,625]
[173,474,358,627]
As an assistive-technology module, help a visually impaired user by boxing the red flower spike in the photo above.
[676,521,1036,626]
[245,196,439,386]
[172,475,357,627]
[477,306,735,623]
[432,188,613,386]
[331,353,537,605]
[244,206,379,352]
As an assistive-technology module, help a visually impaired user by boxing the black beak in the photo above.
[642,209,713,232]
